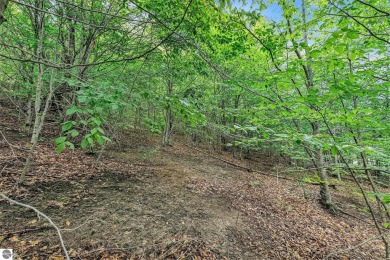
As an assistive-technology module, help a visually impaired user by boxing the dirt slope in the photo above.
[0,107,387,259]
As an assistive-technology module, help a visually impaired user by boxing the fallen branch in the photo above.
[1,226,52,237]
[324,231,390,259]
[0,164,7,175]
[132,163,166,167]
[0,193,70,260]
[185,144,281,175]
[61,217,106,232]
[184,144,336,185]
[305,182,337,189]
[337,207,388,231]
[0,130,17,158]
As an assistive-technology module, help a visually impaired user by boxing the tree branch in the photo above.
[324,231,390,259]
[329,0,390,44]
[4,0,194,68]
[0,193,70,260]
[356,0,390,16]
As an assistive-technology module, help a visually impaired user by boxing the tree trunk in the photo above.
[20,4,57,183]
[19,4,45,183]
[25,94,33,131]
[312,121,333,209]
[288,0,333,209]
[0,0,8,25]
[162,78,173,146]
[350,58,390,220]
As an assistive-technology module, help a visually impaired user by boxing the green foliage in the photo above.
[370,192,390,229]
[1,0,389,234]
[143,117,164,133]
[54,136,74,153]
[54,79,127,152]
[60,110,111,152]
[0,0,386,167]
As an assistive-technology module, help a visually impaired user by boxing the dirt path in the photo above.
[0,128,387,259]
[84,145,256,258]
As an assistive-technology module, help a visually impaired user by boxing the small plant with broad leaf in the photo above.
[55,110,111,153]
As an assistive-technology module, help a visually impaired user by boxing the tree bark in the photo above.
[19,2,57,183]
[0,0,8,25]
[19,1,45,183]
[162,78,173,146]
[286,0,334,209]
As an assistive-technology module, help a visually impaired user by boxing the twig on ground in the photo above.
[0,130,17,158]
[1,226,52,237]
[324,232,390,259]
[0,193,70,260]
[185,144,319,183]
[0,164,7,175]
[337,208,388,231]
[61,217,106,232]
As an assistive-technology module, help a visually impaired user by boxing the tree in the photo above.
[0,0,8,25]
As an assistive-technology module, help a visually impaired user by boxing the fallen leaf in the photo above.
[29,240,41,246]
[9,236,19,242]
[69,248,77,257]
[28,219,38,225]
[49,256,65,260]
[47,200,64,208]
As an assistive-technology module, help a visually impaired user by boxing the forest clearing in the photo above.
[0,0,389,259]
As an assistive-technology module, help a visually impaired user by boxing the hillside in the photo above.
[0,105,386,259]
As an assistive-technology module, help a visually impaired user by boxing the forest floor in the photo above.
[0,104,388,259]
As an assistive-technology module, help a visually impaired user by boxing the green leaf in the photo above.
[335,46,344,53]
[97,136,104,145]
[81,138,88,149]
[92,117,102,126]
[87,137,94,145]
[61,121,73,132]
[66,141,75,150]
[310,50,321,58]
[96,127,105,134]
[54,137,66,145]
[70,130,79,138]
[78,96,87,103]
[56,142,66,153]
[102,136,111,142]
[331,145,338,156]
[66,106,77,116]
[347,32,359,39]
